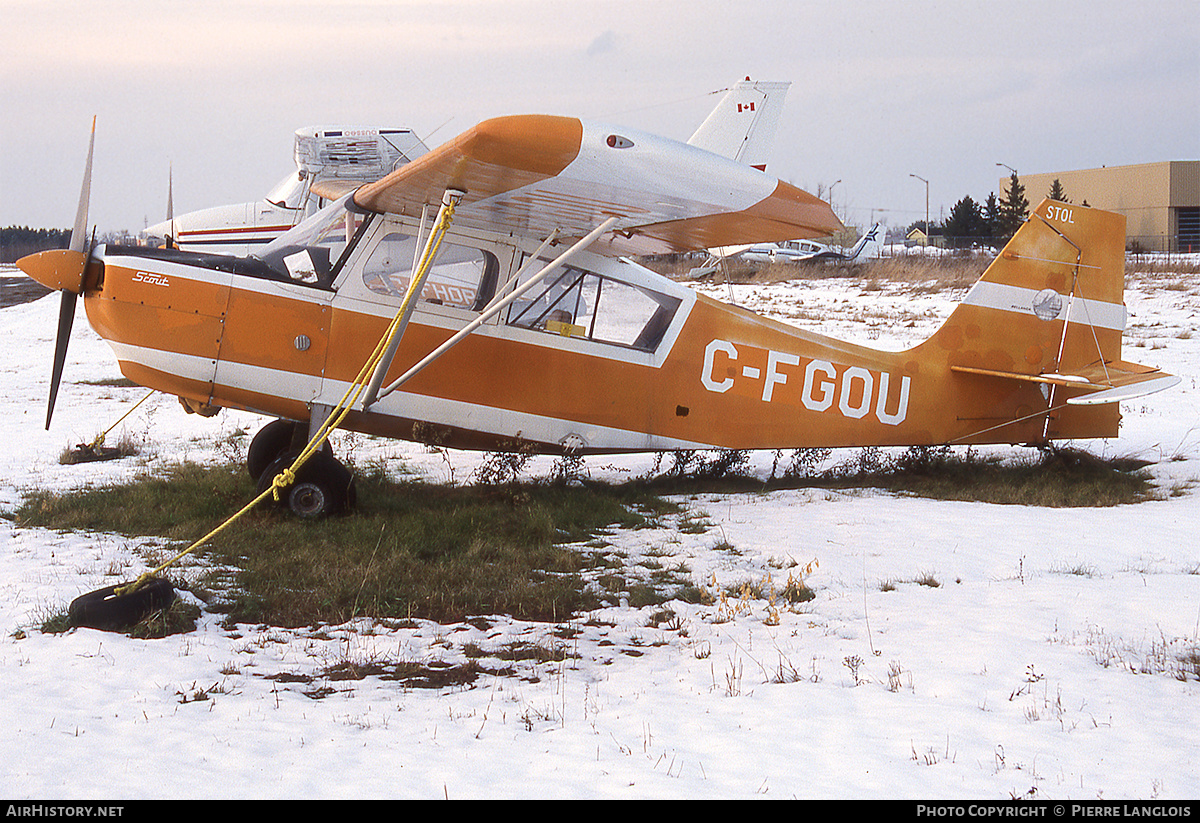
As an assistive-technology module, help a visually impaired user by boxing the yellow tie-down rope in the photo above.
[82,388,156,454]
[115,194,459,599]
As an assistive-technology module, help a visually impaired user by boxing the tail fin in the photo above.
[846,223,884,260]
[929,199,1176,437]
[687,78,790,171]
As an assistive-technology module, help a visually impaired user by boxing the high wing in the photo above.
[313,115,841,256]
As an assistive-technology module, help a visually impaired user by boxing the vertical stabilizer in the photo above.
[918,200,1179,440]
[846,223,884,260]
[938,199,1126,377]
[687,78,791,171]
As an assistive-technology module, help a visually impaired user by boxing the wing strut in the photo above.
[360,188,463,410]
[372,216,619,405]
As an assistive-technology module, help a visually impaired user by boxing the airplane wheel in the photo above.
[67,577,176,631]
[247,420,300,481]
[257,450,356,519]
[247,420,330,481]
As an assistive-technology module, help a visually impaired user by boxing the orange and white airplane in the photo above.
[19,114,1178,517]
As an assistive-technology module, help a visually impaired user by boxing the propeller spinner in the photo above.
[16,117,97,429]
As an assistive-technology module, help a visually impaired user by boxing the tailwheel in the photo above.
[247,419,329,481]
[257,449,356,519]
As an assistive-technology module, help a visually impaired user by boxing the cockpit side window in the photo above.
[507,262,681,353]
[361,231,499,311]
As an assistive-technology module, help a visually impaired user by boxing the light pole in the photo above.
[996,163,1019,237]
[828,179,842,220]
[996,162,1017,193]
[910,174,929,249]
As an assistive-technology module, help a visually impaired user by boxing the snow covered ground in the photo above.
[1,262,1197,799]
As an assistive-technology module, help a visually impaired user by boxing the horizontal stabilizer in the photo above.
[950,360,1179,405]
[1065,374,1180,405]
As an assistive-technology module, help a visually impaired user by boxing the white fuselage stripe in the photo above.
[104,340,715,451]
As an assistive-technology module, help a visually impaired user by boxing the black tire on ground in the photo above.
[256,450,356,518]
[247,420,332,481]
[246,419,300,481]
[67,577,176,631]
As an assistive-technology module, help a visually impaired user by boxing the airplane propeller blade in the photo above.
[43,116,96,429]
[46,291,78,429]
[70,118,95,254]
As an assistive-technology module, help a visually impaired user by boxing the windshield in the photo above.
[254,193,366,285]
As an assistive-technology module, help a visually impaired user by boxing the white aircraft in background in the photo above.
[741,222,885,264]
[145,126,430,255]
[144,78,793,256]
[689,223,885,278]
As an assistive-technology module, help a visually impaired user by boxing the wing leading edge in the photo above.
[332,114,841,255]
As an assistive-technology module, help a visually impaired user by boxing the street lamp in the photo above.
[910,173,929,249]
[828,179,842,220]
[996,163,1018,196]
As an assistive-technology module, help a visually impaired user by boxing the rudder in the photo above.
[918,199,1175,442]
[934,199,1127,379]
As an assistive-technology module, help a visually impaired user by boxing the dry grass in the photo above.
[808,445,1161,507]
[653,252,990,292]
[1125,257,1200,276]
[650,249,1200,296]
[1126,263,1200,294]
[18,440,1162,634]
[853,255,988,292]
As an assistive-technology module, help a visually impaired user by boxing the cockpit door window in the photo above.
[361,231,499,311]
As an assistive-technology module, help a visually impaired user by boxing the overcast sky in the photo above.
[2,0,1196,235]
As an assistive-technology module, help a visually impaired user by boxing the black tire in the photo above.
[68,577,176,631]
[247,420,332,481]
[257,450,356,518]
[247,419,300,481]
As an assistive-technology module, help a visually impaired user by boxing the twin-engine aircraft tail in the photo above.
[924,199,1177,439]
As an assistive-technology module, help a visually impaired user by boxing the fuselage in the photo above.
[740,238,831,264]
[145,198,304,257]
[81,203,1114,454]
